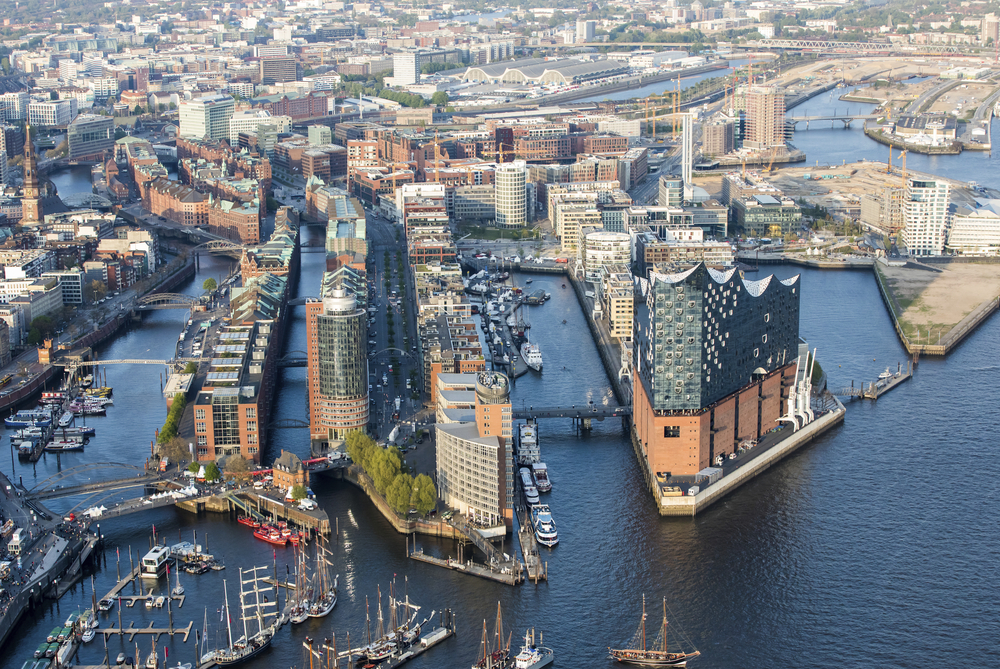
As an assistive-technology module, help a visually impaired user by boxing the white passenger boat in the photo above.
[514,629,554,669]
[531,505,558,547]
[520,468,539,505]
[531,463,551,493]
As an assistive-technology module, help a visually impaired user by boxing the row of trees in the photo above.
[157,394,187,443]
[345,431,436,515]
[377,89,428,109]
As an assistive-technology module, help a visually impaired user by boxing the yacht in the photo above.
[520,343,542,372]
[520,468,539,505]
[514,630,554,669]
[517,423,540,466]
[530,463,551,493]
[531,505,558,547]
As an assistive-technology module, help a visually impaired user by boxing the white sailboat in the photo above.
[171,561,184,596]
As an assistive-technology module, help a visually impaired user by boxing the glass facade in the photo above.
[211,389,241,452]
[317,312,366,398]
[67,115,113,160]
[636,264,800,412]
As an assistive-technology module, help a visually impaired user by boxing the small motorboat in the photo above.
[210,560,225,571]
[117,653,126,665]
[98,598,114,612]
[81,627,96,643]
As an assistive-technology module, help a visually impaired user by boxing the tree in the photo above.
[385,473,413,514]
[158,103,166,113]
[133,105,144,115]
[291,484,308,501]
[183,362,198,374]
[204,461,221,481]
[430,91,449,106]
[203,278,218,291]
[160,436,191,463]
[369,448,401,495]
[28,316,55,339]
[224,454,250,480]
[345,430,376,470]
[188,461,200,473]
[168,102,176,110]
[85,279,108,303]
[412,474,436,515]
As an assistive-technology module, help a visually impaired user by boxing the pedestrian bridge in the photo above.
[512,405,631,420]
[27,463,160,500]
[134,293,202,310]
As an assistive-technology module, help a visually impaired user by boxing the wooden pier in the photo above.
[836,361,913,401]
[409,550,520,585]
[100,620,195,643]
[515,507,547,584]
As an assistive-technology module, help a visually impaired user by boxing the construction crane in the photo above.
[899,149,907,187]
[767,147,777,173]
[887,145,892,174]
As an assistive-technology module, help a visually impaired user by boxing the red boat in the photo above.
[289,533,301,546]
[253,526,288,546]
[237,516,260,528]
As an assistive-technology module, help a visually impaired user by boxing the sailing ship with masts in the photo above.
[608,596,700,666]
[201,566,279,666]
[351,579,426,667]
[307,534,338,617]
[473,602,513,669]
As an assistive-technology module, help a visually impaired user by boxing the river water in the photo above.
[3,90,1000,669]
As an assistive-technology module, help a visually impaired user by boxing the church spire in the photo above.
[21,124,42,224]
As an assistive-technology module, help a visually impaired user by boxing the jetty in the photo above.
[99,620,195,643]
[835,362,913,400]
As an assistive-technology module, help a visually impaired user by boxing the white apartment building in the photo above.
[0,93,29,122]
[494,161,527,229]
[28,100,76,127]
[584,231,632,281]
[901,178,951,256]
[90,78,119,99]
[58,59,79,81]
[41,269,84,304]
[392,51,421,86]
[227,82,255,99]
[228,109,290,143]
[946,200,1000,255]
[179,94,236,140]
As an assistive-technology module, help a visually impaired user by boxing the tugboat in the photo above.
[237,516,260,528]
[608,596,700,666]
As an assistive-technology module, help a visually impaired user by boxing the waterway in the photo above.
[789,83,1000,188]
[3,91,1000,668]
[573,58,753,104]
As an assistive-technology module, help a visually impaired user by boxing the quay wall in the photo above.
[0,365,59,413]
[863,127,962,155]
[656,399,847,516]
[566,273,627,406]
[339,466,464,539]
[872,263,998,356]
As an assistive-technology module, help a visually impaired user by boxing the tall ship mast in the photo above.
[473,602,513,669]
[349,579,428,667]
[202,566,279,666]
[608,596,700,667]
[307,534,338,618]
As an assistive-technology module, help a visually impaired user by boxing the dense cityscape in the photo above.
[0,0,996,666]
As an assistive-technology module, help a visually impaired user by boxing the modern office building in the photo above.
[28,100,75,127]
[435,370,513,533]
[308,125,332,145]
[494,160,527,228]
[259,56,299,85]
[0,93,29,122]
[632,263,800,476]
[228,109,290,143]
[900,177,951,256]
[179,94,236,140]
[947,199,1000,255]
[306,285,369,448]
[576,19,597,43]
[67,114,114,160]
[743,85,786,150]
[392,51,421,86]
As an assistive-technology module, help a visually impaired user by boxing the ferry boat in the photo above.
[520,468,539,505]
[608,597,700,667]
[5,410,53,428]
[531,505,558,547]
[514,629,554,669]
[520,343,542,372]
[531,463,551,493]
[517,423,540,466]
[140,546,170,579]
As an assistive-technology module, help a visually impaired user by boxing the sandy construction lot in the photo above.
[881,263,1000,338]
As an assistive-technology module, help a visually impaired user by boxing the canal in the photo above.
[2,87,999,668]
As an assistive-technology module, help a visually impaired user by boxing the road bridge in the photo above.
[787,114,878,129]
[192,239,247,258]
[58,357,199,368]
